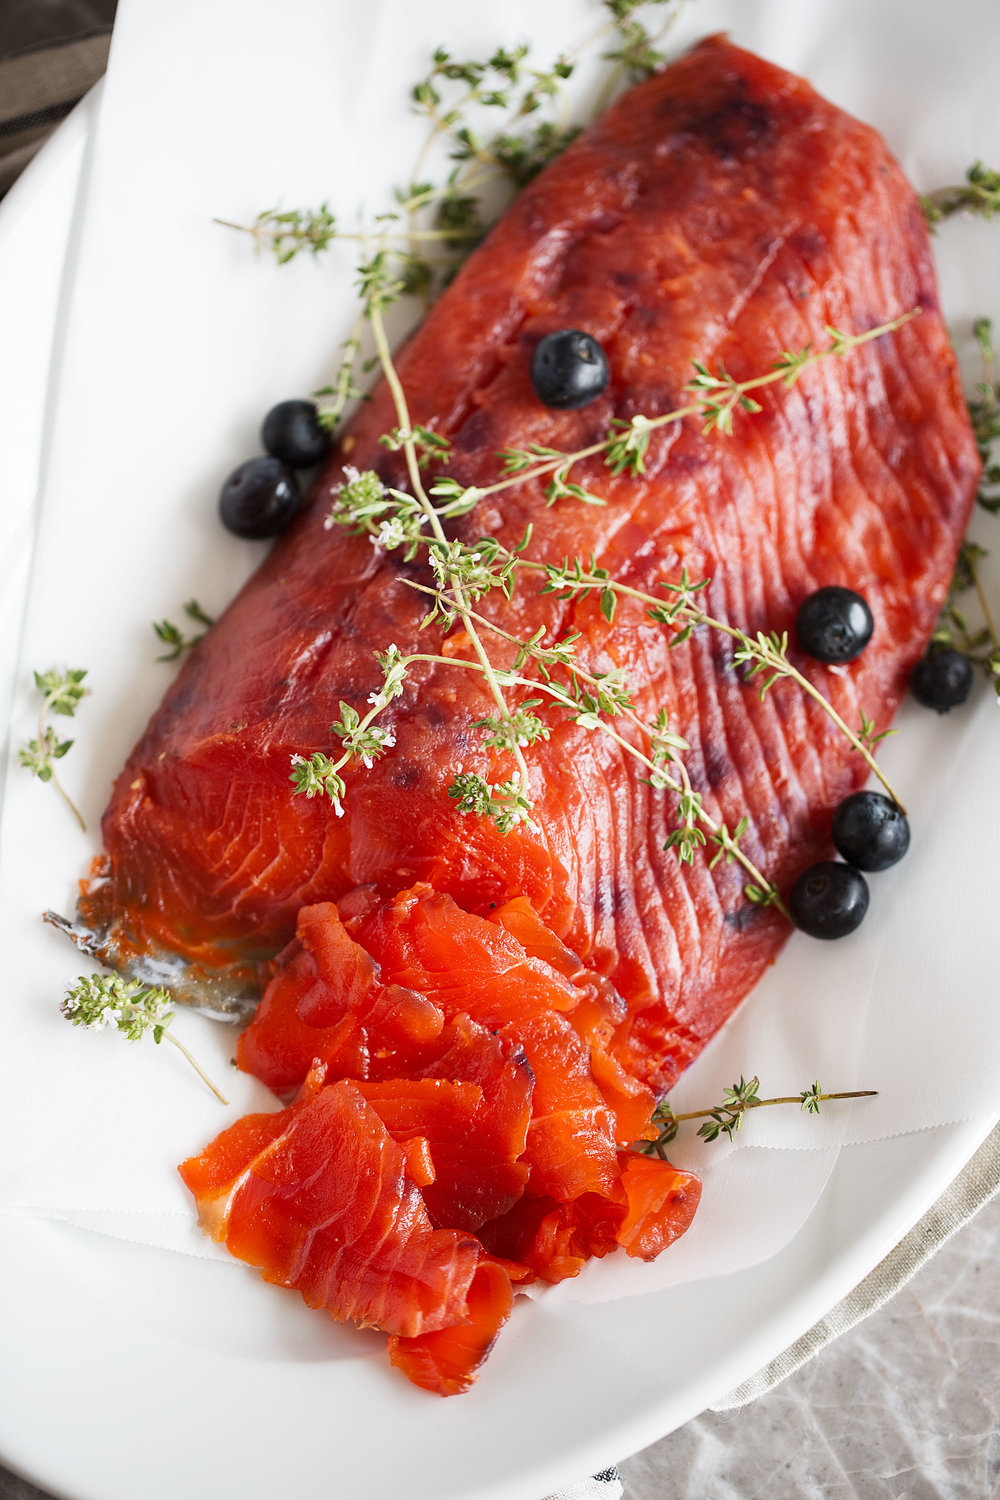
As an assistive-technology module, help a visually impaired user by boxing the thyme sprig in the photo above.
[471,312,920,499]
[221,1,688,332]
[538,559,906,810]
[639,1076,878,1153]
[61,973,228,1103]
[921,161,1000,228]
[361,263,536,816]
[932,539,1000,693]
[373,586,788,912]
[314,323,367,433]
[18,667,88,831]
[153,599,214,661]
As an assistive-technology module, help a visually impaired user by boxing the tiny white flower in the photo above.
[368,691,388,709]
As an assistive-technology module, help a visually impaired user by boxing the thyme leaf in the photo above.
[153,600,214,661]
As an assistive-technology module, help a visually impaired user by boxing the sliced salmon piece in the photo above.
[236,900,442,1093]
[353,886,620,1199]
[614,1154,702,1260]
[180,1079,482,1339]
[490,897,656,1146]
[387,1260,514,1397]
[351,884,579,1025]
[477,1156,701,1281]
[477,1191,624,1284]
[354,1075,529,1230]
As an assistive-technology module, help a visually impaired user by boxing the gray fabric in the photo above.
[0,14,114,196]
[710,1117,1000,1410]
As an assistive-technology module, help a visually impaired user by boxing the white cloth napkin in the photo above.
[543,1471,623,1500]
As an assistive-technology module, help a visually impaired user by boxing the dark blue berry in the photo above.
[530,329,610,410]
[831,791,910,872]
[261,399,332,469]
[789,861,869,939]
[219,457,300,539]
[795,587,874,664]
[909,648,974,712]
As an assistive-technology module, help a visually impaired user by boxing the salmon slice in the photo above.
[387,1260,514,1398]
[491,897,655,1145]
[80,38,977,1101]
[355,1076,530,1231]
[236,900,442,1093]
[476,1156,702,1283]
[179,1078,483,1339]
[352,886,622,1199]
[181,895,701,1384]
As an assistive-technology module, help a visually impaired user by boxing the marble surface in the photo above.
[1,1191,997,1500]
[621,1190,1000,1499]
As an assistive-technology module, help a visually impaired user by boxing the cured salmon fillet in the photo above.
[181,896,702,1393]
[82,35,978,1104]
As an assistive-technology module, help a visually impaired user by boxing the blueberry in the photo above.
[909,648,974,713]
[789,861,869,939]
[831,791,910,872]
[261,399,332,469]
[219,457,300,539]
[530,329,610,410]
[795,586,874,664]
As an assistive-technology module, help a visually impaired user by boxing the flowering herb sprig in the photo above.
[18,667,89,831]
[638,1076,878,1154]
[61,972,228,1103]
[290,645,407,816]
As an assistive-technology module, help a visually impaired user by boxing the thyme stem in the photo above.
[665,1089,877,1125]
[366,296,534,802]
[40,681,86,832]
[160,1030,229,1105]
